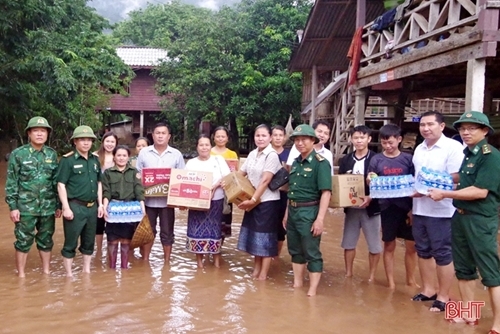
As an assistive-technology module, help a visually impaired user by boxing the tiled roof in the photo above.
[116,46,168,67]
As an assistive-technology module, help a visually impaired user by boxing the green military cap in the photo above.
[289,124,319,144]
[70,125,97,140]
[25,116,52,132]
[453,111,495,136]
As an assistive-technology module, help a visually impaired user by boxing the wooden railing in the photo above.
[359,0,495,68]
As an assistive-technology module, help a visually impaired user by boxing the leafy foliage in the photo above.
[0,0,133,152]
[113,0,310,150]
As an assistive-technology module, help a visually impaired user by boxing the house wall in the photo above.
[109,69,163,112]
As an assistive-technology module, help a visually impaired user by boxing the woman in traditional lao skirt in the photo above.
[235,124,282,280]
[185,135,231,268]
[210,126,238,240]
[102,145,145,269]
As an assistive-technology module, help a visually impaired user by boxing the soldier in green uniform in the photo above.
[57,125,104,277]
[284,124,332,296]
[5,116,61,277]
[429,111,500,332]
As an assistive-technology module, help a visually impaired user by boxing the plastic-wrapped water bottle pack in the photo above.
[415,167,453,195]
[370,174,415,198]
[107,201,143,223]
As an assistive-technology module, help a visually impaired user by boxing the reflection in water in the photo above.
[0,161,494,333]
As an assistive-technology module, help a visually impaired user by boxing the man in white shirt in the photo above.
[286,120,334,175]
[411,111,464,312]
[136,123,185,262]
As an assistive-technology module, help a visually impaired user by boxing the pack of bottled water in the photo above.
[107,201,143,223]
[415,167,453,195]
[370,174,415,198]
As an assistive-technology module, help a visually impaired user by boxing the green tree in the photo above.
[0,0,132,151]
[113,0,310,152]
[153,6,248,146]
[112,1,212,48]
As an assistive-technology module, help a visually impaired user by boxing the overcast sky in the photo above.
[88,0,239,24]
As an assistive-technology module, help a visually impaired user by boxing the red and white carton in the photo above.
[141,168,171,197]
[167,169,213,210]
[225,159,239,172]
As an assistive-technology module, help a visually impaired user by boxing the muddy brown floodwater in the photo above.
[0,161,493,333]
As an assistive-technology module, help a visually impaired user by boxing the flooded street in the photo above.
[0,160,493,333]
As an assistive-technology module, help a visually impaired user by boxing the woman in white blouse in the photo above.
[236,124,282,280]
[185,135,231,268]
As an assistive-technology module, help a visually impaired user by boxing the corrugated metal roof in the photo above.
[289,0,385,72]
[116,46,168,67]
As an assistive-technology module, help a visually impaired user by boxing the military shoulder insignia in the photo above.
[315,153,325,161]
[92,152,99,157]
[63,151,74,158]
[482,144,492,154]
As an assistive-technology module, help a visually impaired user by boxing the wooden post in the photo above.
[139,110,144,137]
[354,88,367,125]
[356,0,366,28]
[310,65,318,125]
[465,59,486,112]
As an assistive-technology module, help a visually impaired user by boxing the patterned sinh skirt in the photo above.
[237,200,279,257]
[186,199,224,254]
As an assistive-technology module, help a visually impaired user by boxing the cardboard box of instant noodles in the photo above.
[141,168,171,197]
[222,172,259,211]
[167,169,213,210]
[329,174,365,208]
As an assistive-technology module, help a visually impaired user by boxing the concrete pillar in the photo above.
[465,59,486,112]
[354,89,368,125]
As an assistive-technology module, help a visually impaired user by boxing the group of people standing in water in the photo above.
[5,116,332,298]
[7,110,500,332]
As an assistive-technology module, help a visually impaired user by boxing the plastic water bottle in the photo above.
[415,167,453,194]
[408,175,414,196]
[373,177,380,198]
[408,174,415,194]
[444,174,453,190]
[396,176,405,197]
[369,177,375,198]
[125,203,132,222]
[388,177,395,197]
[381,177,388,198]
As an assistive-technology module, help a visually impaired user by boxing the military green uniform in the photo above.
[451,111,500,287]
[57,150,101,258]
[5,144,58,252]
[452,139,500,286]
[287,150,332,272]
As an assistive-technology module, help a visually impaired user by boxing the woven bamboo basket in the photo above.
[130,215,155,248]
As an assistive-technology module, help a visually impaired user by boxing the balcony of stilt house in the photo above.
[289,0,500,160]
[354,0,500,139]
